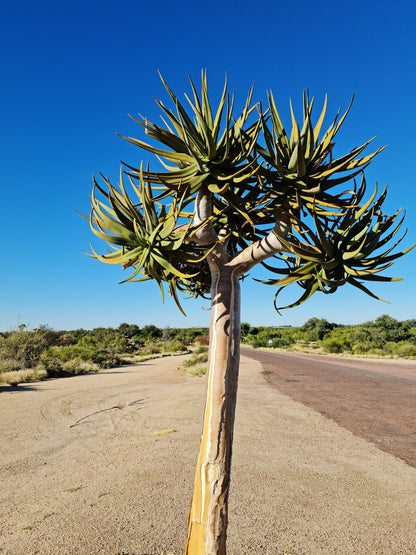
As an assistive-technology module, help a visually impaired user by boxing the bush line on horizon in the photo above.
[0,324,207,386]
[1,315,414,386]
[242,314,416,358]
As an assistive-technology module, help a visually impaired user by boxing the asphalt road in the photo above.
[242,348,416,467]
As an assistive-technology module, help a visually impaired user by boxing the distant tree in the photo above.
[301,317,336,341]
[240,322,250,336]
[162,326,173,341]
[70,328,89,341]
[140,324,162,341]
[118,322,141,338]
[58,333,77,346]
[373,314,411,342]
[34,325,60,347]
[85,73,414,553]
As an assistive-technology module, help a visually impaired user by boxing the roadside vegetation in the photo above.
[0,324,207,386]
[1,316,414,386]
[242,315,416,359]
[182,344,209,376]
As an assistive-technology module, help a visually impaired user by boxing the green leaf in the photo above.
[348,277,390,303]
[313,94,327,143]
[274,280,320,312]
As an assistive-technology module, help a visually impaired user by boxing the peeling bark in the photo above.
[185,260,240,554]
[185,191,289,553]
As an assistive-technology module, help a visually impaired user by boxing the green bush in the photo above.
[352,341,373,354]
[39,352,63,377]
[161,340,187,353]
[321,337,345,354]
[395,343,416,358]
[139,343,161,356]
[272,337,294,348]
[0,329,51,368]
[301,318,336,341]
[250,336,294,349]
[45,340,122,369]
[384,341,416,358]
[0,357,23,373]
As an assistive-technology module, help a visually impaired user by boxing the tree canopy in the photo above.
[87,72,413,315]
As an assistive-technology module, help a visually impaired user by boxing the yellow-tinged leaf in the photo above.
[313,94,327,143]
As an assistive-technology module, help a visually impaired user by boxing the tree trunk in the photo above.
[185,262,241,554]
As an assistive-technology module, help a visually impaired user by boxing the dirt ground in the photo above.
[1,353,416,554]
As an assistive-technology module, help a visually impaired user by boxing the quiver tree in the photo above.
[85,72,414,554]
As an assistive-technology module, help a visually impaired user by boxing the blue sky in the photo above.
[1,0,415,331]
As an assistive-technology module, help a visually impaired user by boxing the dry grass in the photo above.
[60,359,99,374]
[186,364,207,377]
[0,366,47,386]
[182,347,208,376]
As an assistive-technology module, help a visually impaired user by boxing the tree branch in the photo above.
[231,210,291,276]
[188,187,230,267]
[189,187,219,245]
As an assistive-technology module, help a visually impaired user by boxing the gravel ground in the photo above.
[1,354,415,554]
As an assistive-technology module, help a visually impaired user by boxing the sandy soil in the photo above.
[1,354,416,554]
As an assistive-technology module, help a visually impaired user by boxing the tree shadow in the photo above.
[0,384,39,393]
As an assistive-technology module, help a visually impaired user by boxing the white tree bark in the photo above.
[185,189,290,553]
[185,260,240,553]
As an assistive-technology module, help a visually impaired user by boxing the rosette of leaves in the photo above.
[87,168,214,314]
[257,91,385,215]
[258,179,415,312]
[210,186,277,257]
[119,72,264,235]
[176,258,212,300]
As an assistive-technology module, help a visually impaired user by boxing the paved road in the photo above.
[242,348,416,467]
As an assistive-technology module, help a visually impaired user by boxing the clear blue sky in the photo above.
[1,0,415,331]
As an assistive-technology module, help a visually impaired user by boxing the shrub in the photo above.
[0,366,47,386]
[161,340,187,353]
[58,333,77,345]
[184,352,208,368]
[250,336,294,349]
[139,343,161,356]
[392,342,416,358]
[195,334,209,346]
[183,350,209,375]
[0,329,50,368]
[352,341,373,354]
[0,357,23,373]
[251,338,267,348]
[39,352,63,377]
[271,337,295,348]
[61,359,99,374]
[301,318,336,341]
[187,364,207,377]
[321,337,345,354]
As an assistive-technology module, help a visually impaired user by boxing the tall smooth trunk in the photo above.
[185,262,241,554]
